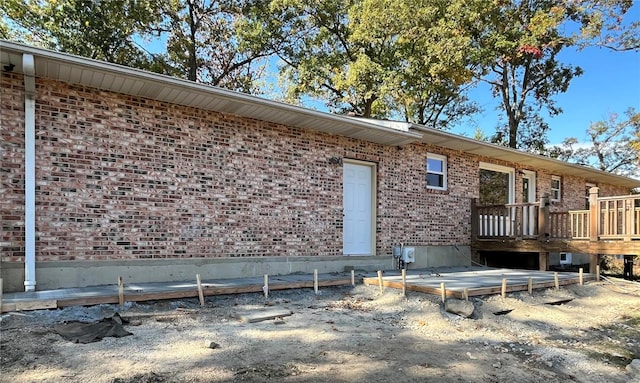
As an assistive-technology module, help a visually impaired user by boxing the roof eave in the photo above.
[0,40,422,147]
[410,124,640,190]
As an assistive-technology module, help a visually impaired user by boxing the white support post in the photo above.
[23,53,37,292]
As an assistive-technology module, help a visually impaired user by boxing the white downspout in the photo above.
[23,53,36,292]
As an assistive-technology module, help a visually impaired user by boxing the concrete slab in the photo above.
[1,266,593,313]
[363,266,593,298]
[1,272,358,313]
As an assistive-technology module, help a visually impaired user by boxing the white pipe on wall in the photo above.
[23,53,36,292]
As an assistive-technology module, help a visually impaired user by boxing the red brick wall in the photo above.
[0,73,632,263]
[2,75,475,262]
[0,72,26,261]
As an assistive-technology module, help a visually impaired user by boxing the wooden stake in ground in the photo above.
[196,274,205,306]
[0,278,3,313]
[579,268,584,286]
[314,269,319,295]
[118,276,124,306]
[528,277,533,295]
[463,287,469,301]
[596,265,601,282]
[263,274,269,298]
[501,278,507,298]
[351,270,355,286]
[377,270,384,294]
[440,282,446,303]
[554,272,559,290]
[401,269,407,296]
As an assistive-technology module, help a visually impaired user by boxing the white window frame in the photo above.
[479,162,515,204]
[551,175,562,202]
[426,153,447,191]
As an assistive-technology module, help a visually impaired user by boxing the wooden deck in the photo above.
[472,190,640,259]
[363,267,593,299]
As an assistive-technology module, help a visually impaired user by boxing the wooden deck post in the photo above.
[590,254,600,274]
[624,197,633,241]
[538,252,549,271]
[589,187,600,241]
[538,193,550,241]
[579,268,583,286]
[471,198,479,240]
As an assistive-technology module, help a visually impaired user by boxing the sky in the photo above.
[450,6,640,146]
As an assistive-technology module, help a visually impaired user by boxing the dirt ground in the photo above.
[1,277,639,383]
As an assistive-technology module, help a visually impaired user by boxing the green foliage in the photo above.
[568,0,640,51]
[2,0,165,71]
[2,0,637,145]
[160,0,278,91]
[553,108,640,177]
[260,0,480,127]
[472,1,586,150]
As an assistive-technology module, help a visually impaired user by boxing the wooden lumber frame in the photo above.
[362,274,594,299]
[1,275,354,313]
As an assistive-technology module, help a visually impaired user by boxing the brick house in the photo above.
[1,41,638,292]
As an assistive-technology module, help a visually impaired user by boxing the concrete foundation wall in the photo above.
[0,245,470,292]
[549,252,590,266]
[402,245,472,269]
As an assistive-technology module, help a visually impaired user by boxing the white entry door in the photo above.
[343,162,373,255]
[522,170,536,236]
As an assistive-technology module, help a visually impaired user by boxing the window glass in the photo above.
[426,154,447,190]
[551,176,561,201]
[480,169,510,205]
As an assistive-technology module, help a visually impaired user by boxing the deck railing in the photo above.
[475,203,539,239]
[569,210,589,239]
[597,195,640,240]
[472,188,640,242]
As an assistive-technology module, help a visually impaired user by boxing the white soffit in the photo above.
[412,125,640,189]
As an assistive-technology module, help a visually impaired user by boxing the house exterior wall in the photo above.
[2,74,477,264]
[1,73,632,281]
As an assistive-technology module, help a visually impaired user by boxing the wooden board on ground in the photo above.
[233,308,294,323]
[1,299,58,313]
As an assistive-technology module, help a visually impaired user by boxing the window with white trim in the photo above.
[551,176,562,201]
[479,162,515,205]
[426,153,447,190]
